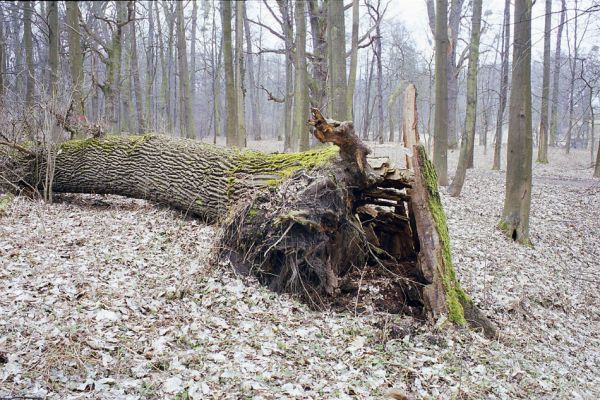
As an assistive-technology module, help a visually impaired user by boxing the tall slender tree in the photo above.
[328,0,347,119]
[346,0,359,120]
[449,0,482,197]
[537,0,552,163]
[47,1,59,96]
[176,0,195,138]
[66,1,84,119]
[131,3,146,134]
[222,0,237,146]
[499,0,533,244]
[234,0,247,147]
[433,0,449,185]
[492,0,510,171]
[23,0,34,110]
[292,0,309,151]
[565,0,579,154]
[549,0,566,147]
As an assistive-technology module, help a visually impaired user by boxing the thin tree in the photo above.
[499,0,533,244]
[433,0,449,185]
[537,0,552,163]
[292,0,309,151]
[23,0,34,110]
[176,0,195,138]
[492,0,510,171]
[48,1,59,96]
[234,0,246,147]
[222,0,237,146]
[448,0,482,197]
[346,0,359,119]
[66,1,85,119]
[549,0,566,147]
[328,0,347,119]
[131,2,146,134]
[565,0,579,154]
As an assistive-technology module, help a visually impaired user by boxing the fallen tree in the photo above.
[1,108,495,337]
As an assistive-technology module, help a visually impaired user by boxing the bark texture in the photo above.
[536,0,551,163]
[433,0,449,185]
[500,0,533,244]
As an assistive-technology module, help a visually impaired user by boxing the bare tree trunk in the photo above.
[23,0,34,110]
[243,5,259,138]
[549,0,566,147]
[222,0,237,146]
[362,52,375,140]
[307,0,327,109]
[190,0,198,99]
[278,0,293,149]
[176,0,195,139]
[433,0,449,185]
[235,0,247,147]
[66,1,85,120]
[291,0,309,151]
[212,3,222,143]
[48,1,59,96]
[446,0,465,150]
[145,2,156,129]
[537,0,552,163]
[565,0,578,155]
[346,0,359,120]
[492,0,510,171]
[449,0,482,197]
[500,0,533,244]
[0,13,5,98]
[327,0,347,119]
[131,4,146,134]
[375,28,384,144]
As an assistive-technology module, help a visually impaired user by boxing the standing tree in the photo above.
[499,0,533,244]
[549,0,566,147]
[448,0,482,197]
[131,2,146,134]
[66,1,85,120]
[327,0,347,119]
[222,0,238,147]
[47,1,59,96]
[176,0,195,138]
[492,0,510,171]
[346,0,359,119]
[537,0,552,163]
[23,0,34,111]
[291,0,309,151]
[433,0,449,185]
[234,0,246,147]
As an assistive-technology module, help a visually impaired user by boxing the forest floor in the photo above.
[0,144,598,400]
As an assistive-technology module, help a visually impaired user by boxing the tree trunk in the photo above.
[190,0,198,99]
[23,0,34,111]
[48,1,59,96]
[307,0,327,109]
[234,0,247,147]
[327,0,347,119]
[4,110,494,338]
[433,0,449,185]
[565,0,578,155]
[549,0,566,148]
[375,29,384,144]
[131,5,146,134]
[278,0,294,148]
[176,0,195,139]
[144,2,156,129]
[448,0,482,197]
[492,0,510,171]
[499,0,533,245]
[222,0,238,147]
[346,0,359,120]
[66,1,85,120]
[446,0,465,150]
[536,0,552,163]
[291,0,309,151]
[243,5,259,138]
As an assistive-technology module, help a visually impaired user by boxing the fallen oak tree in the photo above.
[0,108,496,337]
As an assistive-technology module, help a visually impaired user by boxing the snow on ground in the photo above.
[0,145,598,399]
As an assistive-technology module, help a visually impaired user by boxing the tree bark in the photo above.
[307,0,327,109]
[346,0,359,120]
[23,0,34,111]
[234,0,247,147]
[500,0,533,245]
[176,0,195,139]
[536,0,552,163]
[433,0,449,185]
[565,0,578,155]
[277,0,294,148]
[449,0,482,197]
[492,0,510,171]
[131,4,146,134]
[291,0,309,151]
[48,1,59,96]
[549,0,566,148]
[222,0,238,146]
[327,0,348,119]
[66,1,85,120]
[446,0,465,150]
